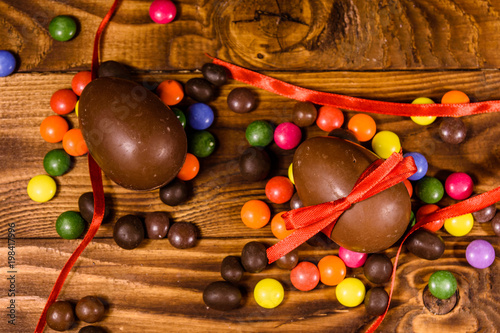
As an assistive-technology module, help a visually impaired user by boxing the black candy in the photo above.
[168,222,197,249]
[241,241,268,273]
[202,63,228,86]
[159,178,190,206]
[239,147,271,181]
[364,254,393,284]
[203,281,242,311]
[364,287,389,316]
[78,192,111,223]
[185,78,216,103]
[221,256,244,283]
[113,215,144,250]
[46,301,75,332]
[144,212,170,239]
[406,229,445,260]
[227,87,256,113]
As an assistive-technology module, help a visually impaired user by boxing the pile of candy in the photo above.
[46,295,106,332]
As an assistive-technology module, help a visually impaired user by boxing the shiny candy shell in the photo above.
[336,277,366,307]
[27,175,56,203]
[444,213,474,237]
[254,278,284,309]
[466,239,495,269]
[371,130,401,159]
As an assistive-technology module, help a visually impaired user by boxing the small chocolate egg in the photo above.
[221,256,244,283]
[168,222,197,249]
[159,178,190,206]
[292,101,317,127]
[46,301,75,331]
[241,241,267,273]
[406,229,445,260]
[78,192,111,223]
[363,254,393,284]
[113,215,144,250]
[144,211,170,239]
[364,287,389,316]
[239,147,271,181]
[293,137,411,253]
[185,78,216,103]
[227,88,256,113]
[79,77,187,191]
[75,296,105,323]
[203,281,242,311]
[202,63,228,86]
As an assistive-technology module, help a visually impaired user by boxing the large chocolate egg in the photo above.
[293,136,411,253]
[79,77,187,190]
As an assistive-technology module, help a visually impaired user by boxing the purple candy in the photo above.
[274,122,302,150]
[404,152,428,181]
[339,247,368,268]
[466,239,495,269]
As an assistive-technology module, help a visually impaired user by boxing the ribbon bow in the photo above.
[266,151,417,264]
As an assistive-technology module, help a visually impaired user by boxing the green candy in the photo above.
[246,120,273,147]
[49,16,77,42]
[56,211,86,239]
[189,130,216,158]
[172,108,186,128]
[43,149,71,176]
[416,176,444,204]
[428,270,457,300]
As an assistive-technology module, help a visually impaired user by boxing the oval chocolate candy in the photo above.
[406,228,445,260]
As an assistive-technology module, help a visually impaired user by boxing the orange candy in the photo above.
[241,199,271,229]
[40,115,69,143]
[177,153,199,181]
[271,211,294,239]
[403,179,413,198]
[347,114,376,142]
[441,90,470,104]
[62,128,88,156]
[318,255,346,286]
[416,204,443,232]
[156,80,184,105]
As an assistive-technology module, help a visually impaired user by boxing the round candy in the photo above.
[71,71,92,96]
[227,87,256,113]
[428,270,457,300]
[240,199,271,229]
[416,176,444,204]
[274,122,302,150]
[172,108,186,128]
[466,239,495,269]
[238,147,271,181]
[445,172,473,200]
[317,255,346,286]
[403,152,428,181]
[187,103,214,130]
[168,222,197,249]
[40,115,69,143]
[347,114,376,142]
[156,80,184,105]
[493,213,500,237]
[46,300,75,331]
[203,281,242,311]
[185,78,215,103]
[50,89,77,115]
[472,198,497,223]
[177,153,199,181]
[292,101,317,127]
[149,0,177,24]
[241,241,267,273]
[0,50,16,77]
[363,254,393,284]
[315,106,344,132]
[78,192,111,223]
[439,118,467,144]
[265,176,294,204]
[97,60,131,80]
[56,211,86,239]
[336,277,366,307]
[75,296,105,323]
[410,97,436,125]
[63,128,88,156]
[364,287,389,316]
[254,278,284,309]
[246,120,274,147]
[371,131,401,159]
[27,175,56,202]
[290,261,320,291]
[144,211,170,239]
[159,178,190,206]
[49,15,77,41]
[221,256,244,283]
[416,204,443,232]
[289,192,303,210]
[202,63,228,86]
[113,215,144,250]
[43,149,71,176]
[441,90,470,104]
[339,247,368,268]
[276,249,299,270]
[444,213,474,237]
[189,130,216,158]
[271,211,294,240]
[288,163,294,184]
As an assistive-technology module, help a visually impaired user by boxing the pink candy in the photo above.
[274,122,302,150]
[149,0,176,24]
[339,247,368,268]
[445,172,473,200]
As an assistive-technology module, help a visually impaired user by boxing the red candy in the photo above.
[177,153,199,181]
[265,176,294,204]
[149,0,176,24]
[417,204,443,232]
[274,122,302,150]
[71,71,92,96]
[316,106,344,132]
[156,79,184,105]
[445,172,473,200]
[290,261,320,291]
[50,89,77,115]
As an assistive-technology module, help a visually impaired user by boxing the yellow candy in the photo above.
[411,97,437,126]
[75,100,79,117]
[288,163,294,185]
[371,130,401,159]
[336,277,365,307]
[444,213,474,236]
[254,278,284,309]
[27,174,56,202]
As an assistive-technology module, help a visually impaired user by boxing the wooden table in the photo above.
[1,1,500,332]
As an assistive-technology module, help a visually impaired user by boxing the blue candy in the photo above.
[187,103,214,130]
[0,50,16,77]
[404,152,428,181]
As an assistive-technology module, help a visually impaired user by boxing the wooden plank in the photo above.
[1,237,499,332]
[3,0,500,71]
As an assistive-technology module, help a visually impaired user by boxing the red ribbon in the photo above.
[208,55,500,117]
[34,1,119,331]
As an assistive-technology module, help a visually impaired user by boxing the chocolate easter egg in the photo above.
[79,77,187,190]
[293,136,411,253]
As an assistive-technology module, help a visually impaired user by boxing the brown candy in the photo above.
[159,178,190,206]
[203,281,242,311]
[292,101,317,127]
[227,88,256,113]
[220,256,244,283]
[364,254,393,284]
[406,229,445,260]
[305,232,338,249]
[439,118,467,144]
[75,296,105,323]
[275,249,299,270]
[471,197,497,223]
[493,212,500,236]
[289,192,303,210]
[364,287,389,316]
[239,147,271,181]
[97,60,131,80]
[293,137,411,253]
[202,63,228,86]
[328,128,360,144]
[78,192,111,223]
[185,78,216,103]
[79,77,187,191]
[241,241,267,273]
[46,301,75,331]
[113,215,144,250]
[168,222,197,249]
[79,326,107,333]
[144,212,170,239]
